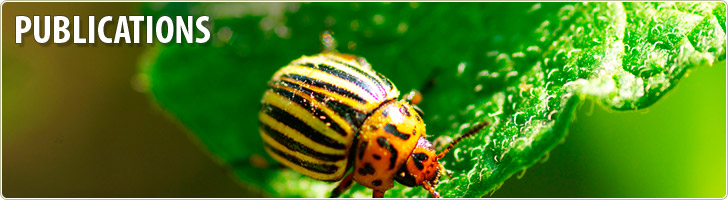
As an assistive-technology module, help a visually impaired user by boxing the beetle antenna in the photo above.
[437,121,490,159]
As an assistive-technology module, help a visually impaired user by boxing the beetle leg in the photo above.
[422,182,441,198]
[329,172,355,198]
[372,190,385,198]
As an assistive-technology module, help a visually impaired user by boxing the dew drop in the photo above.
[475,110,484,117]
[217,27,233,43]
[474,84,483,92]
[458,123,471,133]
[512,52,526,58]
[373,14,385,25]
[457,62,466,77]
[274,25,290,39]
[350,20,360,31]
[476,70,489,80]
[347,41,357,50]
[526,45,540,53]
[259,17,274,31]
[527,3,541,13]
[324,15,336,27]
[505,71,519,81]
[466,104,475,111]
[396,22,408,34]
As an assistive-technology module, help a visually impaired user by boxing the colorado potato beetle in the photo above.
[259,36,488,198]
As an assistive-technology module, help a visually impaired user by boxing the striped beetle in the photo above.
[258,47,488,198]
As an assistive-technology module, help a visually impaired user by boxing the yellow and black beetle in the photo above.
[258,34,488,198]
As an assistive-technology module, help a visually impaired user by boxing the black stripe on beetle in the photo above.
[372,180,383,186]
[279,80,368,127]
[377,73,394,92]
[263,143,338,174]
[263,104,346,149]
[384,124,410,140]
[325,57,386,96]
[261,124,346,162]
[377,136,398,170]
[271,86,349,136]
[304,62,379,100]
[282,74,368,104]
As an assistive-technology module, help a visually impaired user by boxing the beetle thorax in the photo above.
[351,100,426,191]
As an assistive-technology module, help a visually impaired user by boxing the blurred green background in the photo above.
[2,2,725,198]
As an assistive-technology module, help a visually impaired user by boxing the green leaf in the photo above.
[141,2,726,198]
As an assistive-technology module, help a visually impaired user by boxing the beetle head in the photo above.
[394,121,490,198]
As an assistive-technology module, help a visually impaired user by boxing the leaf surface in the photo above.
[142,2,726,197]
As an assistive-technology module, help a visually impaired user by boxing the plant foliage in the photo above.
[141,2,726,197]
